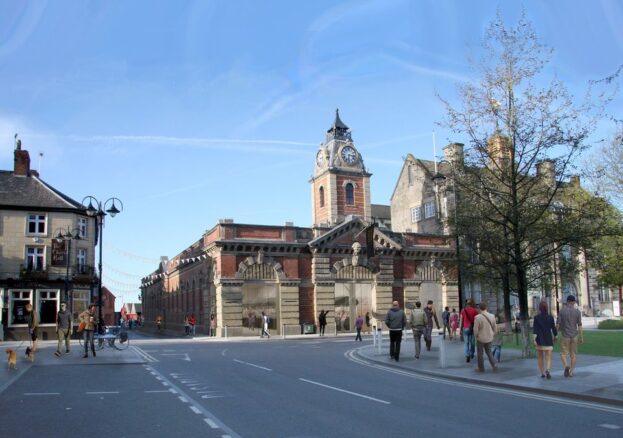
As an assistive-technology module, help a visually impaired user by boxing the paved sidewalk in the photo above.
[356,331,623,406]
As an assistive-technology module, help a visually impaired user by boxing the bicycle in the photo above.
[78,325,130,351]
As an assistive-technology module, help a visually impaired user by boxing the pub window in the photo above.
[9,290,32,326]
[26,246,45,271]
[27,214,46,235]
[37,290,59,324]
[77,248,87,273]
[78,217,88,238]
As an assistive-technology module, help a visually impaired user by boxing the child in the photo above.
[491,318,503,362]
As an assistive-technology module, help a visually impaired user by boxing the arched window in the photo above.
[345,183,354,205]
[319,186,325,207]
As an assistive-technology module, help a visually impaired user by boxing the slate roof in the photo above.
[0,170,84,211]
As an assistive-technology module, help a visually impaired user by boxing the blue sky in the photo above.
[1,1,621,308]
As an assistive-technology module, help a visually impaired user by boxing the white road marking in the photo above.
[232,358,272,371]
[161,353,191,361]
[147,366,240,438]
[168,388,177,394]
[299,378,390,405]
[190,406,202,414]
[86,391,120,395]
[24,392,59,396]
[204,419,219,429]
[161,381,169,386]
[144,390,170,393]
[202,395,224,399]
[132,346,158,362]
[346,349,623,415]
[179,396,188,403]
[599,424,621,430]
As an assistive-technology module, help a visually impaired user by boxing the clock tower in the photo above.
[311,109,372,228]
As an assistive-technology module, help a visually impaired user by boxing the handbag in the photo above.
[77,321,86,333]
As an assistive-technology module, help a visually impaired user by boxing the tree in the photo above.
[439,13,616,356]
[588,128,623,205]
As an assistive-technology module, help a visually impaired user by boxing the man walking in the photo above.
[410,301,426,359]
[79,304,98,358]
[459,299,478,362]
[261,311,271,338]
[385,301,405,361]
[55,302,72,357]
[557,295,583,378]
[355,314,364,341]
[473,302,498,372]
[441,306,450,340]
[423,300,440,351]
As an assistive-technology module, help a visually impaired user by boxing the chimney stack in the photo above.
[14,136,31,176]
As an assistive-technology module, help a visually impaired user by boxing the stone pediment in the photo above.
[309,216,402,254]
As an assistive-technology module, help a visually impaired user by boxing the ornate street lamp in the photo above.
[81,196,123,332]
[54,226,81,312]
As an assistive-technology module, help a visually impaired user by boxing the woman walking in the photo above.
[533,301,558,379]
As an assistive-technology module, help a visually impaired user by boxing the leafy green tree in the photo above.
[439,14,616,355]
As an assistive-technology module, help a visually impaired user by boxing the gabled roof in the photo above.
[0,170,84,211]
[309,216,403,251]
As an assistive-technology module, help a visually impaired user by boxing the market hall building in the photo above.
[140,112,458,336]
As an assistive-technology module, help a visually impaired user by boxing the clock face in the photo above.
[316,150,325,166]
[341,146,357,164]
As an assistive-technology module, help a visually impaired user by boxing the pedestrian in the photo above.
[459,299,478,362]
[409,301,426,359]
[184,314,190,336]
[557,295,583,378]
[55,302,72,357]
[473,302,498,372]
[423,300,440,351]
[449,308,459,340]
[365,312,371,335]
[79,304,98,358]
[25,303,39,352]
[156,315,162,330]
[189,313,196,336]
[385,301,405,361]
[533,301,557,379]
[441,306,451,340]
[318,310,329,336]
[210,314,217,337]
[355,315,364,341]
[261,311,271,338]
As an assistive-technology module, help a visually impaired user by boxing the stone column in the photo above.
[280,280,301,335]
[215,279,243,337]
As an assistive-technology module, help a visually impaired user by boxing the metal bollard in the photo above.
[372,325,377,346]
[376,328,383,355]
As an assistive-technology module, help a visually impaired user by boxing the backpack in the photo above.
[410,309,426,327]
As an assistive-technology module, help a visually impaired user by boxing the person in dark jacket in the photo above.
[533,301,558,379]
[385,301,406,361]
[55,302,73,357]
[318,310,329,336]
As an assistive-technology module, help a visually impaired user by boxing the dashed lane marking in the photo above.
[179,396,188,403]
[299,378,390,405]
[145,366,240,438]
[24,392,59,396]
[599,424,621,430]
[144,390,170,393]
[232,358,272,371]
[190,406,202,414]
[86,391,120,395]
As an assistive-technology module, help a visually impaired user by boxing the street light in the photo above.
[431,162,463,311]
[54,226,81,313]
[81,196,123,332]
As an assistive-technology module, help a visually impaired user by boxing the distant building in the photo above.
[141,112,459,336]
[0,138,99,340]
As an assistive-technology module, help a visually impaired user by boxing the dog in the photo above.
[25,346,35,363]
[5,348,17,370]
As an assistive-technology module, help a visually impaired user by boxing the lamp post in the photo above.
[432,162,463,311]
[81,196,123,332]
[54,227,81,313]
[550,201,565,315]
